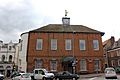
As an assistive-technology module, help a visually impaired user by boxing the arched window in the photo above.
[2,55,5,62]
[9,55,12,62]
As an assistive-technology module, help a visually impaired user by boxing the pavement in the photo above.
[79,73,104,79]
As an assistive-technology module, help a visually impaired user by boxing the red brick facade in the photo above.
[27,24,104,73]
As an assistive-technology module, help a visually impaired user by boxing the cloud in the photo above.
[0,0,40,42]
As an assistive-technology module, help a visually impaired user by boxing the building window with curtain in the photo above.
[93,40,99,50]
[94,59,101,71]
[65,39,72,50]
[80,59,87,71]
[36,39,43,50]
[51,39,57,50]
[79,40,86,50]
[50,60,57,71]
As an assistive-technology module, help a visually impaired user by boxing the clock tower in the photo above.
[62,10,70,26]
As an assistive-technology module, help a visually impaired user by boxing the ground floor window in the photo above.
[118,59,120,66]
[35,58,43,68]
[50,60,57,71]
[80,59,87,71]
[94,59,101,71]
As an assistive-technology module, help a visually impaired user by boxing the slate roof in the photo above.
[30,24,104,36]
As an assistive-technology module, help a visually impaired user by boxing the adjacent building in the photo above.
[103,36,120,68]
[14,32,28,73]
[26,16,105,73]
[0,40,17,77]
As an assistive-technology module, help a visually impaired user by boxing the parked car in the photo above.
[31,68,55,80]
[12,73,31,80]
[55,71,79,80]
[11,71,20,78]
[105,67,117,79]
[0,73,4,80]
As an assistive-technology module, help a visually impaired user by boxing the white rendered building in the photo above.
[15,32,28,73]
[0,40,17,77]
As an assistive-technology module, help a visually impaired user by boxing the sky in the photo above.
[0,0,120,43]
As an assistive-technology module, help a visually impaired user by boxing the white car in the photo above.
[12,73,31,80]
[33,68,54,80]
[0,73,4,80]
[105,67,117,79]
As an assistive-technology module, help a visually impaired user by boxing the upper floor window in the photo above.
[2,55,5,62]
[65,39,72,50]
[93,40,99,50]
[9,46,12,50]
[36,39,43,50]
[117,50,120,56]
[9,55,12,62]
[79,40,86,50]
[51,39,57,50]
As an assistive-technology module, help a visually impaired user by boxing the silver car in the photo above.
[105,67,117,79]
[12,73,31,80]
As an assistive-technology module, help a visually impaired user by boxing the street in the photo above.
[4,73,120,80]
[80,74,120,80]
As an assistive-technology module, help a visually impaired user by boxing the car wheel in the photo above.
[42,77,46,80]
[73,78,76,80]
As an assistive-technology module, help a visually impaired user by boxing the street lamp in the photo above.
[72,31,76,74]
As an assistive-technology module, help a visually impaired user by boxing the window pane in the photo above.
[65,39,71,50]
[93,40,99,50]
[79,40,86,50]
[51,39,57,50]
[36,39,43,50]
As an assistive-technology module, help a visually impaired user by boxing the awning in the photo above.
[62,56,75,62]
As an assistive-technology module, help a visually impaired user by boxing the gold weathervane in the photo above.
[65,10,68,17]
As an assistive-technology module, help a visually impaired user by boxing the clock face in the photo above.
[62,17,70,26]
[64,19,69,24]
[63,19,69,24]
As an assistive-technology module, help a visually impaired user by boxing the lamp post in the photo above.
[72,31,76,74]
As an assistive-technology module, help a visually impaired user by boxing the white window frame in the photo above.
[36,39,43,50]
[65,39,72,50]
[94,59,101,71]
[79,40,86,50]
[50,60,57,72]
[93,40,99,50]
[51,39,57,50]
[80,59,87,71]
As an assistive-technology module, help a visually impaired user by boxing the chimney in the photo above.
[110,36,115,46]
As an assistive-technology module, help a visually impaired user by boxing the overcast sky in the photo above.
[0,0,120,43]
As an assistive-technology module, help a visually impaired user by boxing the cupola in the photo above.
[62,10,70,26]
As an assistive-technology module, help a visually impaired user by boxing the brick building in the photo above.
[103,36,120,68]
[26,17,104,73]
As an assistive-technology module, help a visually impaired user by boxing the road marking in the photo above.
[89,77,97,80]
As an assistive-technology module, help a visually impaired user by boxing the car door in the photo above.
[34,69,44,79]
